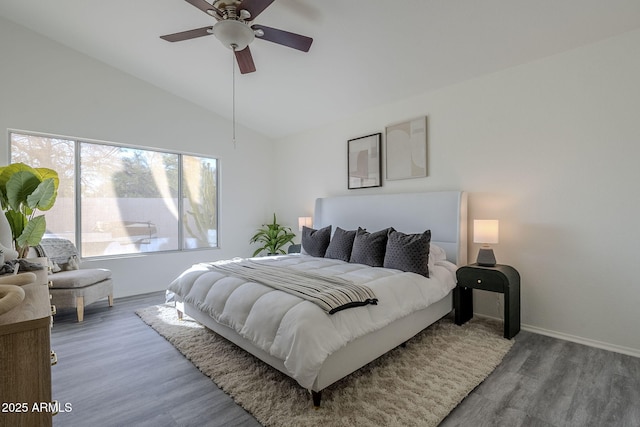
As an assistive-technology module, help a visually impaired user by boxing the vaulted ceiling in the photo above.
[2,0,640,139]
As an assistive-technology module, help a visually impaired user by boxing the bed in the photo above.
[168,190,467,406]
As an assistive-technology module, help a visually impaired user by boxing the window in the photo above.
[9,133,76,242]
[10,131,218,258]
[183,155,218,250]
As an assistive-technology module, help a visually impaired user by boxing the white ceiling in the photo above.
[2,0,640,139]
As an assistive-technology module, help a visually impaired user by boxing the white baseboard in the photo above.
[473,313,640,359]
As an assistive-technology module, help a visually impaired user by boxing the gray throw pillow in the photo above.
[301,225,331,257]
[324,227,357,262]
[383,229,431,277]
[349,227,393,267]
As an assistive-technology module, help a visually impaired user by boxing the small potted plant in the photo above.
[249,213,295,256]
[0,163,59,258]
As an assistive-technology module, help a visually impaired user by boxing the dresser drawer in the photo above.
[456,267,506,292]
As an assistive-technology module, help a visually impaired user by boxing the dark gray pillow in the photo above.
[349,227,393,267]
[301,225,331,257]
[383,229,431,277]
[324,227,357,262]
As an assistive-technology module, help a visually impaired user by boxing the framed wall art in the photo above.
[385,116,427,180]
[347,133,382,189]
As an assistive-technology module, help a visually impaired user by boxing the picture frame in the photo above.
[347,133,382,189]
[385,116,428,180]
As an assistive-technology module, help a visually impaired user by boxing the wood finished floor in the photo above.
[50,292,640,427]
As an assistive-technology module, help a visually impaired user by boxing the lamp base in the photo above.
[476,248,496,267]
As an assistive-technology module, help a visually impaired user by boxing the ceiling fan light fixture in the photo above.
[212,20,255,50]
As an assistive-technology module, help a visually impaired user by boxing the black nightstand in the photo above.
[454,264,521,339]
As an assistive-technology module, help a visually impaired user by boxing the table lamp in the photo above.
[298,217,312,231]
[474,220,499,266]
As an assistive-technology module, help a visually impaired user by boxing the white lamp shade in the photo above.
[473,220,499,244]
[212,20,255,50]
[298,217,313,231]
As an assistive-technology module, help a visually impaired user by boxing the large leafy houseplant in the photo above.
[0,163,59,258]
[249,213,295,256]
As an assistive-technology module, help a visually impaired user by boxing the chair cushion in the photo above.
[50,279,112,308]
[50,269,112,289]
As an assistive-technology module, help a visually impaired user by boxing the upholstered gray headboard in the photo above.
[314,191,467,265]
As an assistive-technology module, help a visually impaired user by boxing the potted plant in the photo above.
[0,163,59,258]
[249,213,295,256]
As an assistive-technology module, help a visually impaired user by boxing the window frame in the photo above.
[8,129,220,260]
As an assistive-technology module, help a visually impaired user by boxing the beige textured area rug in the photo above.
[136,304,514,427]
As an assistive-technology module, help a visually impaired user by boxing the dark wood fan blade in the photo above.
[160,26,214,42]
[239,0,275,20]
[252,25,313,52]
[184,0,221,18]
[235,46,256,74]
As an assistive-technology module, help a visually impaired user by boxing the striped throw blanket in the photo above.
[207,259,378,314]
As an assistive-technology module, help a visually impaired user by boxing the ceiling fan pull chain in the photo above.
[232,45,237,149]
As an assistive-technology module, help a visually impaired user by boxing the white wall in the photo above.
[273,29,640,355]
[0,17,276,297]
[3,15,639,356]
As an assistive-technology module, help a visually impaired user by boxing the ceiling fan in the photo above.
[160,0,313,74]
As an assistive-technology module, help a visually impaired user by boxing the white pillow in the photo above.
[430,244,447,262]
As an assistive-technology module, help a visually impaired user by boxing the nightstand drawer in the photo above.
[456,267,506,292]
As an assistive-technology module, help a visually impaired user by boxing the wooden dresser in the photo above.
[0,267,55,427]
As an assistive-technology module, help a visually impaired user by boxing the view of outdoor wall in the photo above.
[182,155,217,249]
[10,132,218,257]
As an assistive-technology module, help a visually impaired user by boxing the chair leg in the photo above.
[76,296,84,322]
[108,293,114,307]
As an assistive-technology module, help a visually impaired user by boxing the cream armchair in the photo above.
[34,238,113,322]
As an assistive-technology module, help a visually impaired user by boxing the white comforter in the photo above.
[168,254,457,389]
